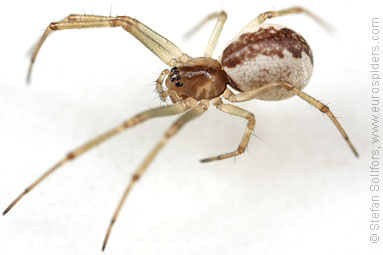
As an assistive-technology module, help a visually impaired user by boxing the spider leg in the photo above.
[2,103,190,216]
[222,84,281,102]
[201,98,255,162]
[223,82,358,157]
[240,6,333,34]
[102,104,207,251]
[26,15,80,57]
[183,11,227,57]
[280,82,358,157]
[156,69,172,102]
[27,14,191,82]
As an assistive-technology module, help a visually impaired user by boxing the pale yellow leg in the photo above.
[101,105,207,251]
[155,69,169,101]
[201,99,255,162]
[27,14,191,82]
[2,103,189,216]
[240,6,333,34]
[183,11,227,57]
[223,82,358,157]
[280,82,358,157]
[222,83,281,102]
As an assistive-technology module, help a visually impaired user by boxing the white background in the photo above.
[0,0,379,254]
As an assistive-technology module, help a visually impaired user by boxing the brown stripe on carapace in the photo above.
[222,26,313,68]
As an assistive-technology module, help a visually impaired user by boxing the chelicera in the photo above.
[4,6,358,251]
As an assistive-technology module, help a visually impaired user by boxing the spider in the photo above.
[4,6,358,251]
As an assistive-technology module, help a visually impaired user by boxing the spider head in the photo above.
[165,57,228,102]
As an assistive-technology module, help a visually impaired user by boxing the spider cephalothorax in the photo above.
[165,57,228,101]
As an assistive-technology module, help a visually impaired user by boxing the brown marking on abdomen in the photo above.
[222,26,313,68]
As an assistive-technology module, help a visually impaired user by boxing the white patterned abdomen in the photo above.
[221,24,314,101]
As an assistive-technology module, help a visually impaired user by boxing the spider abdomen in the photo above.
[221,24,314,100]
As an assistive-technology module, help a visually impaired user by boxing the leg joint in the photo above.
[247,112,255,120]
[50,22,59,30]
[320,104,329,113]
[132,173,140,182]
[264,11,274,19]
[247,113,255,128]
[248,118,255,129]
[66,152,75,160]
[219,11,228,19]
[237,146,246,154]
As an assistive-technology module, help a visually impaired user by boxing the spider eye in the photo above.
[175,81,183,87]
[170,73,181,83]
[170,73,179,82]
[170,67,178,72]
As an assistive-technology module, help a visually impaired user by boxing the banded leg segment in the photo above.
[2,103,189,216]
[183,11,228,57]
[280,82,358,157]
[201,99,255,162]
[102,105,207,251]
[240,6,333,34]
[27,14,190,82]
